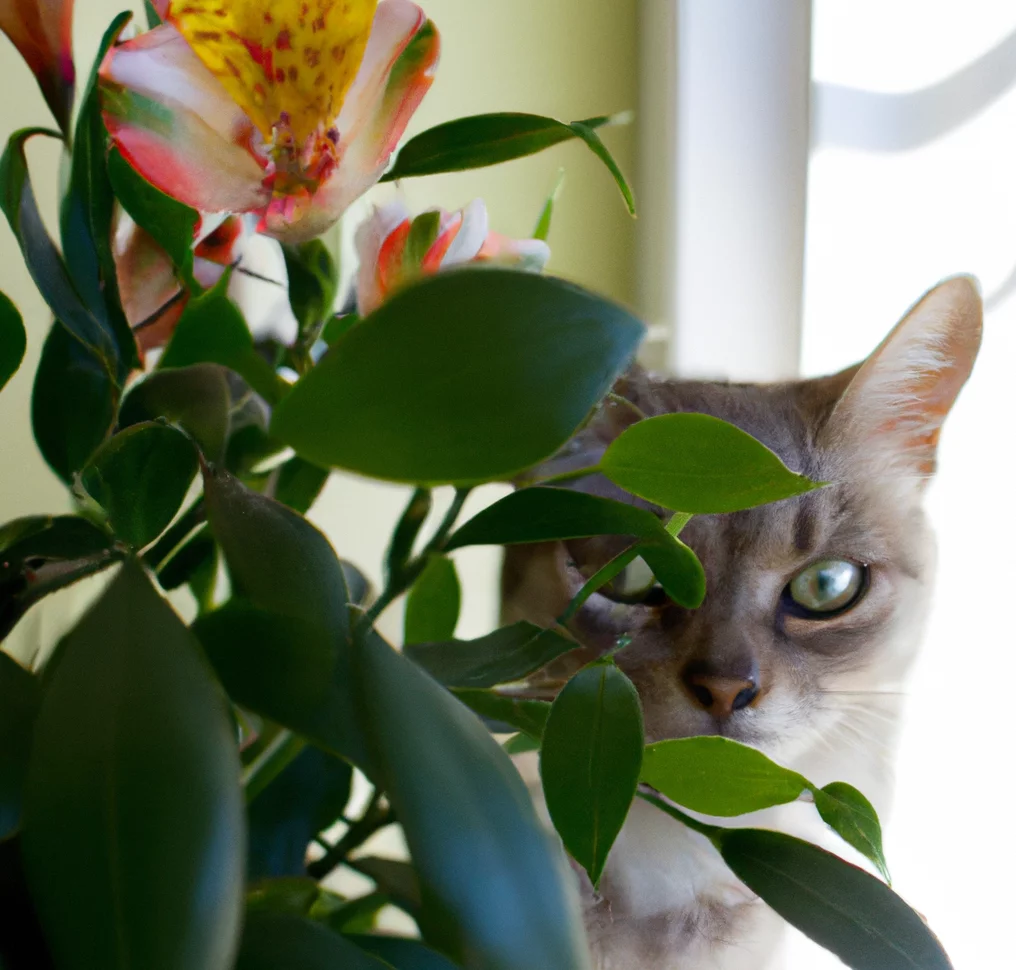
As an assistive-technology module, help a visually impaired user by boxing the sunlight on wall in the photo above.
[799,3,1016,967]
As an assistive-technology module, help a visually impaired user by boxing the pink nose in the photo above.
[683,672,760,719]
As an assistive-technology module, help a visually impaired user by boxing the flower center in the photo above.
[164,0,378,146]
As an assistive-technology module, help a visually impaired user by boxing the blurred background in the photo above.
[2,1,1014,967]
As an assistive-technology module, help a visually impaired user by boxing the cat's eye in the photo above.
[600,555,666,605]
[786,558,867,616]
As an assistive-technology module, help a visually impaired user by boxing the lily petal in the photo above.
[478,233,552,273]
[274,0,439,241]
[438,198,489,268]
[100,24,269,214]
[0,0,75,134]
[354,199,411,316]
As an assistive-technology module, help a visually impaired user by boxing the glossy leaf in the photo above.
[381,112,634,214]
[82,423,198,548]
[246,877,321,918]
[404,555,460,645]
[348,935,460,970]
[403,621,578,689]
[541,662,643,885]
[120,364,231,461]
[198,467,366,768]
[318,893,388,934]
[235,912,393,970]
[447,487,705,608]
[0,514,118,641]
[273,456,331,515]
[640,736,808,816]
[0,838,54,968]
[247,746,352,880]
[0,654,40,840]
[283,239,339,336]
[60,13,139,374]
[270,270,644,484]
[0,291,26,393]
[352,627,590,969]
[814,782,891,884]
[21,561,244,970]
[31,320,118,482]
[452,688,551,740]
[159,277,284,405]
[600,413,820,514]
[715,828,952,970]
[1,127,120,374]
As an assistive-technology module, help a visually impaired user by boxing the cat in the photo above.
[501,276,982,969]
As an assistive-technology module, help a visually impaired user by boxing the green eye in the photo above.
[787,559,866,615]
[603,555,663,605]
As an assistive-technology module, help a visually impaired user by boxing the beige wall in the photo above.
[0,1,639,645]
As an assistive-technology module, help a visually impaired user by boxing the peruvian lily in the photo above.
[0,0,75,135]
[354,198,551,315]
[117,213,297,355]
[99,0,439,243]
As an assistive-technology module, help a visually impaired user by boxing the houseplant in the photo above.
[0,2,953,968]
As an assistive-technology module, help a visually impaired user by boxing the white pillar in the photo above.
[663,0,812,381]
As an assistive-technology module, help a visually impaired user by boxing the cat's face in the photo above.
[502,277,982,763]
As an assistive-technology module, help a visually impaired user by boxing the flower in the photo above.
[0,0,75,135]
[100,1,439,243]
[353,198,551,315]
[117,213,297,355]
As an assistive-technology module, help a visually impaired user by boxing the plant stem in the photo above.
[606,391,647,422]
[557,544,639,625]
[144,498,206,573]
[306,789,393,880]
[637,789,722,842]
[530,464,601,487]
[242,729,306,804]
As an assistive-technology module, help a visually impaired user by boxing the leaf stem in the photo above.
[606,392,647,422]
[143,498,206,572]
[531,464,601,487]
[242,729,306,803]
[557,544,639,625]
[306,789,393,880]
[637,788,722,842]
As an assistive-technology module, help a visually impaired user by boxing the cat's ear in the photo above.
[822,275,982,476]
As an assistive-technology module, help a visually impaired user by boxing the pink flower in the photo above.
[0,0,75,135]
[354,199,551,315]
[99,1,439,243]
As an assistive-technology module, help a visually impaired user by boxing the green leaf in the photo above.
[273,456,331,514]
[404,555,460,645]
[452,688,551,739]
[59,13,140,376]
[447,487,705,608]
[197,466,367,767]
[0,514,118,641]
[144,0,162,28]
[270,269,644,484]
[120,364,231,461]
[0,292,26,393]
[352,628,590,969]
[283,239,339,336]
[533,168,565,242]
[159,277,285,405]
[321,311,361,346]
[381,112,635,214]
[403,621,578,689]
[814,782,891,884]
[502,732,541,755]
[540,662,643,886]
[247,746,352,880]
[714,829,952,970]
[235,912,394,970]
[246,877,321,918]
[1,127,121,376]
[21,561,245,970]
[0,838,54,967]
[640,736,808,816]
[0,654,40,840]
[31,320,118,482]
[108,148,199,286]
[600,413,821,514]
[81,423,198,549]
[348,935,460,970]
[317,892,388,935]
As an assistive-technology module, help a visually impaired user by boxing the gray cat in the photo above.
[502,277,982,969]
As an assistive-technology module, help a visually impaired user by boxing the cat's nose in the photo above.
[682,662,760,718]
